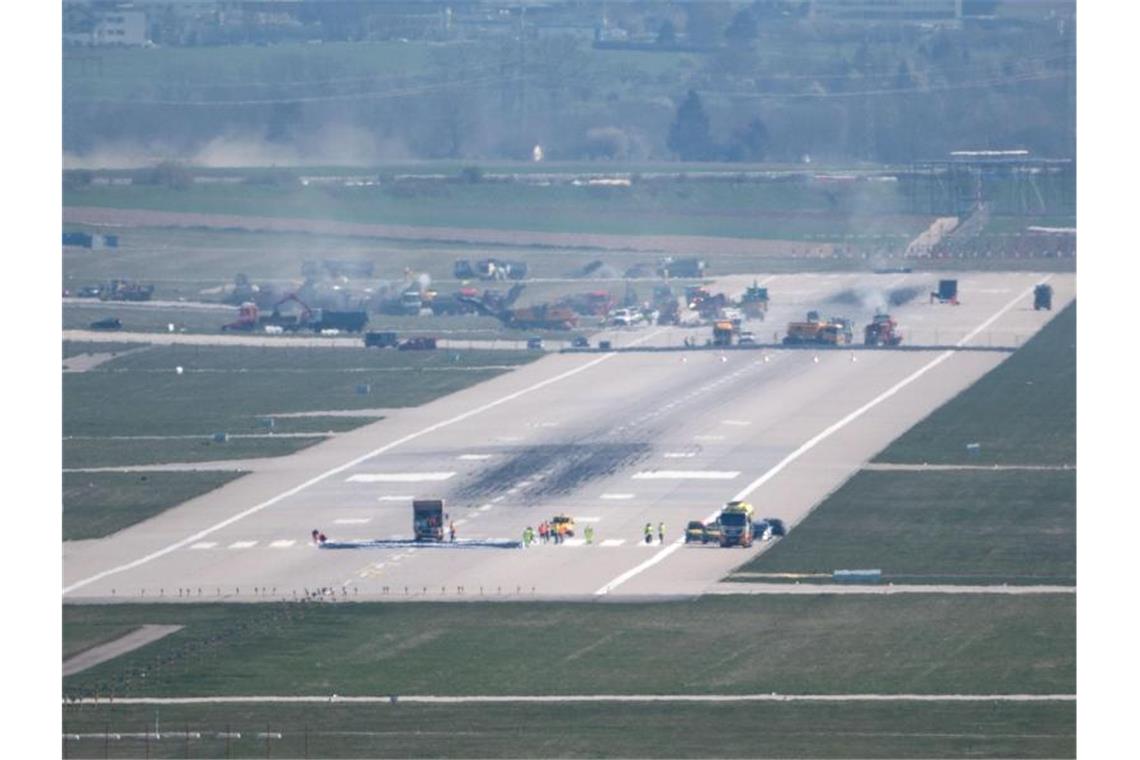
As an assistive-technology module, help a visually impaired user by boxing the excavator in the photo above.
[458,284,578,330]
[223,293,314,332]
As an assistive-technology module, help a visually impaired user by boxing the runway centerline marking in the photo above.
[188,542,216,550]
[269,540,295,549]
[63,334,669,595]
[334,518,371,525]
[601,493,635,500]
[377,495,413,502]
[593,279,1049,597]
[457,454,493,460]
[228,541,257,550]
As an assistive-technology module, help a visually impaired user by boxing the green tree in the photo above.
[726,117,770,162]
[725,9,759,47]
[667,90,714,161]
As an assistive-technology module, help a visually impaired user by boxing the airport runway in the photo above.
[62,271,1074,602]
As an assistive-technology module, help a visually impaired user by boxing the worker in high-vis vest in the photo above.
[644,522,653,544]
[584,524,594,544]
[658,521,665,544]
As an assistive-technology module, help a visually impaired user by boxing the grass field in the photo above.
[63,180,929,240]
[63,345,534,439]
[62,624,140,661]
[61,700,1074,759]
[63,435,327,470]
[63,341,150,359]
[874,302,1076,465]
[63,471,246,540]
[62,597,1074,698]
[735,469,1074,583]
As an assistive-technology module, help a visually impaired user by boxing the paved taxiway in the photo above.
[63,271,1074,601]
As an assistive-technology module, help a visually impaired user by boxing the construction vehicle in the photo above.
[413,499,447,542]
[315,310,369,333]
[98,280,154,302]
[930,279,959,304]
[1034,284,1054,311]
[473,258,528,281]
[457,284,574,330]
[398,337,437,350]
[550,514,576,538]
[262,294,315,331]
[89,317,122,330]
[740,281,770,319]
[365,331,399,348]
[657,257,706,278]
[713,319,740,347]
[718,501,755,547]
[783,312,852,345]
[454,260,476,279]
[685,520,722,545]
[863,313,903,346]
[608,307,643,327]
[222,301,261,331]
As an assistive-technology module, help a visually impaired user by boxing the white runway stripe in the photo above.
[575,516,602,523]
[663,452,697,459]
[348,472,455,483]
[458,454,493,460]
[377,495,413,502]
[334,518,371,525]
[600,539,626,547]
[228,541,257,549]
[633,471,740,480]
[601,493,635,500]
[269,540,295,549]
[562,538,586,547]
[189,542,216,550]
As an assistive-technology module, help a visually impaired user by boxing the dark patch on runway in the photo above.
[456,442,653,500]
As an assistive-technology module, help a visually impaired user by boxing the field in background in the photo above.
[62,700,1074,759]
[64,179,932,240]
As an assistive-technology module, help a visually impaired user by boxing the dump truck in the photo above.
[99,280,154,302]
[315,310,369,333]
[364,331,399,348]
[718,501,755,547]
[863,313,903,346]
[930,279,959,304]
[740,281,769,319]
[713,319,739,347]
[784,312,853,345]
[413,499,446,542]
[1034,284,1054,311]
[657,257,706,278]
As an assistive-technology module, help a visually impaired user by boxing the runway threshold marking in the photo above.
[64,333,668,595]
[228,541,257,549]
[269,540,295,549]
[632,471,740,480]
[593,279,1049,597]
[347,472,455,483]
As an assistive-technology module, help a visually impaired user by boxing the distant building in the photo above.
[65,8,149,47]
[93,10,148,46]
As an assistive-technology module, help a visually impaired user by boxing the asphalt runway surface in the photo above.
[62,271,1074,602]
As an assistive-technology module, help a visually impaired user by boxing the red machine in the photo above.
[863,313,903,346]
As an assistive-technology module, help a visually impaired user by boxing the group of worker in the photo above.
[645,522,665,544]
[522,522,595,547]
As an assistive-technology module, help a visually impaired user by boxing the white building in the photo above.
[91,10,148,46]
